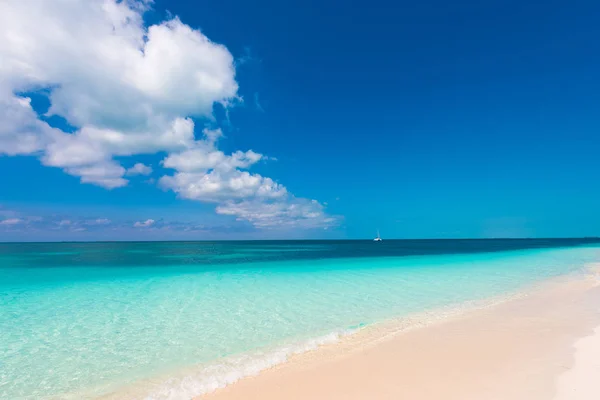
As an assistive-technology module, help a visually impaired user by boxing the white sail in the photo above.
[374,230,382,241]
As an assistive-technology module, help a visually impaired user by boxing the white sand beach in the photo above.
[202,267,600,400]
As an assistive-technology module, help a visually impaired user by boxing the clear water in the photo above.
[1,239,599,399]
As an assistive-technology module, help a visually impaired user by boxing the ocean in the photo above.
[1,239,599,399]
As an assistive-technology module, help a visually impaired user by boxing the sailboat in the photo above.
[373,230,382,242]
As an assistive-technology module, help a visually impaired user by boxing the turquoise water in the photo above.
[1,240,599,399]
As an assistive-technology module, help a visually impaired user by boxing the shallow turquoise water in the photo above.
[0,240,599,399]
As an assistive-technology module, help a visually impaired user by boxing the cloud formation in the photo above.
[159,129,336,228]
[134,219,155,228]
[216,199,336,229]
[0,0,336,230]
[0,206,266,241]
[160,129,286,202]
[126,163,153,176]
[0,0,237,187]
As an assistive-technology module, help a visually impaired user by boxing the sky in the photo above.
[1,0,600,241]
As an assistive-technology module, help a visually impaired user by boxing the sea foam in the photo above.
[140,328,357,400]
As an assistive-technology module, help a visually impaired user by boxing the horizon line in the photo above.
[1,237,600,245]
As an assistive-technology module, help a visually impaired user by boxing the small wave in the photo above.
[139,328,358,400]
[115,292,530,400]
[110,270,592,400]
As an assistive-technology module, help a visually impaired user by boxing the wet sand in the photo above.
[202,267,600,400]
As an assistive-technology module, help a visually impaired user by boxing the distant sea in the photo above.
[1,239,600,399]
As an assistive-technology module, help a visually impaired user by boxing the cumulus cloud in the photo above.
[0,0,337,229]
[0,96,58,155]
[126,163,153,176]
[160,129,337,228]
[0,0,237,187]
[159,128,289,203]
[134,219,155,228]
[160,170,286,201]
[161,130,263,173]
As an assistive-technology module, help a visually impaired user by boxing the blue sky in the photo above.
[1,0,600,241]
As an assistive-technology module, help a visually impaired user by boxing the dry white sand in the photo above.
[554,325,600,400]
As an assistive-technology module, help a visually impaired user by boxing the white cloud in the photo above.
[126,163,153,176]
[0,0,237,187]
[0,0,337,229]
[159,129,287,202]
[0,218,22,226]
[160,170,287,202]
[65,160,128,189]
[160,128,263,174]
[0,95,58,156]
[134,219,155,228]
[160,130,337,228]
[216,199,337,228]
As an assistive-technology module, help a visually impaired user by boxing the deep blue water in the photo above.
[1,238,599,268]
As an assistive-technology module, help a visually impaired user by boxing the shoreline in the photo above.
[101,275,540,400]
[95,264,600,400]
[200,265,600,400]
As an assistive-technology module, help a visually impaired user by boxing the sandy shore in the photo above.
[202,267,600,400]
